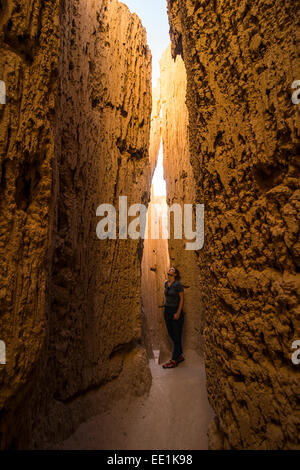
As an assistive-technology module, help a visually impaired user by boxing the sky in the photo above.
[121,1,169,196]
[152,145,167,196]
[121,0,170,87]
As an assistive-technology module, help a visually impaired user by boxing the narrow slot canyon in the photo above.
[0,0,299,451]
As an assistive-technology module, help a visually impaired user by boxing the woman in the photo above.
[162,267,185,369]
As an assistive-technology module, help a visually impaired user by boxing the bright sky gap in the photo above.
[121,1,168,196]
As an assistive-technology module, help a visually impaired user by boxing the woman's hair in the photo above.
[169,266,189,287]
[173,267,181,280]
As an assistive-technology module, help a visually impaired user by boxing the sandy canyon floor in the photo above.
[60,349,214,450]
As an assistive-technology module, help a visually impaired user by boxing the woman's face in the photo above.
[168,267,176,277]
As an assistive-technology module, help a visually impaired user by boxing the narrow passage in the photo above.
[61,350,214,450]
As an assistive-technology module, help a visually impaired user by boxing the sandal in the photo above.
[162,360,178,369]
[176,355,185,364]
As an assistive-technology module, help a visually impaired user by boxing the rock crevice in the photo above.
[0,0,152,449]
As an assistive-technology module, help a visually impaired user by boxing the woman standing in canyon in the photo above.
[162,267,185,369]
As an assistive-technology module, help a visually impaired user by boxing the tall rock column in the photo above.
[141,190,171,361]
[0,0,152,449]
[0,0,60,449]
[141,80,171,362]
[144,47,205,359]
[160,45,205,355]
[167,0,300,450]
[50,0,152,414]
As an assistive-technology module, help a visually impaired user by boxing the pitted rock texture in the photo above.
[50,0,152,409]
[0,0,60,449]
[144,47,205,359]
[159,45,205,355]
[167,0,300,450]
[141,78,171,363]
[0,0,152,449]
[142,190,171,362]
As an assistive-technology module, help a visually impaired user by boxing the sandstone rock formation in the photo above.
[1,0,299,452]
[0,0,61,448]
[0,0,152,449]
[167,0,300,450]
[141,189,171,362]
[142,46,205,361]
[149,81,162,176]
[160,45,205,355]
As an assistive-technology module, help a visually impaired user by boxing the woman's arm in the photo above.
[173,291,184,320]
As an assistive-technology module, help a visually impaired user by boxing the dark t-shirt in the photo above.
[164,280,184,308]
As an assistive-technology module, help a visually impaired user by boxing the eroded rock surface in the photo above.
[167,0,300,450]
[0,0,61,449]
[143,46,205,359]
[0,0,152,449]
[142,190,171,362]
[160,45,205,355]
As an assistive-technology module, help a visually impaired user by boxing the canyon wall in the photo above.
[0,0,60,448]
[0,0,152,449]
[141,190,170,362]
[160,45,205,355]
[149,81,162,176]
[141,80,171,363]
[142,48,205,361]
[167,0,300,450]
